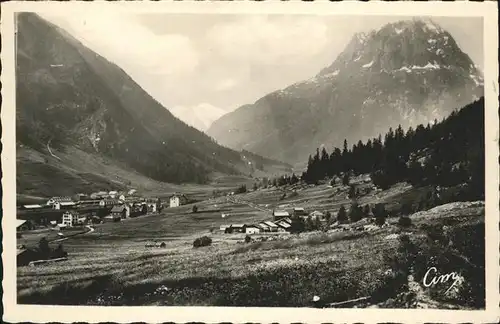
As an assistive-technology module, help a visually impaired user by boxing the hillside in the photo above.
[207,19,484,165]
[16,13,291,197]
[303,97,485,202]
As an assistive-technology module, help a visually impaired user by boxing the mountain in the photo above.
[169,103,227,131]
[207,19,484,166]
[16,13,291,197]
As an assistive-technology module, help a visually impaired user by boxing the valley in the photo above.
[17,176,485,308]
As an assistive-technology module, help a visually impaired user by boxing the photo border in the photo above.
[2,1,499,323]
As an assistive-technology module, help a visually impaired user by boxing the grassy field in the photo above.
[17,179,485,308]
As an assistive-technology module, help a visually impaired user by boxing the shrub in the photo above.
[342,173,350,186]
[398,216,412,227]
[192,205,198,213]
[193,236,212,248]
[244,235,252,243]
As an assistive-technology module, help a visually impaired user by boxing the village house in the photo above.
[99,199,120,208]
[22,204,44,210]
[273,210,291,221]
[276,219,292,232]
[309,211,325,219]
[46,196,73,206]
[118,194,126,201]
[219,225,230,232]
[62,211,80,227]
[245,225,260,235]
[226,224,246,233]
[111,205,130,219]
[108,191,119,199]
[257,222,271,232]
[169,193,188,208]
[293,207,307,217]
[263,221,279,232]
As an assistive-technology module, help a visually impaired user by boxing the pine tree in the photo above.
[337,205,348,224]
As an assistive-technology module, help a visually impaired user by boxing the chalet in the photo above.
[111,205,130,219]
[62,211,80,227]
[245,225,260,235]
[263,221,279,232]
[293,207,307,217]
[273,210,290,221]
[169,194,188,208]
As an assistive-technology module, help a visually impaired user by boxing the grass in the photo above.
[16,181,485,307]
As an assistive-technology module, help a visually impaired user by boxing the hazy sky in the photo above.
[41,13,483,115]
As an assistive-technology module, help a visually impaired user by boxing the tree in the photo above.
[348,185,357,199]
[373,203,388,226]
[192,205,198,213]
[38,237,51,258]
[290,216,305,233]
[337,205,348,224]
[363,205,371,217]
[305,216,314,231]
[349,202,364,223]
[342,173,350,186]
[325,211,332,224]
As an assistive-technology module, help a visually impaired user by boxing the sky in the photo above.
[40,12,484,120]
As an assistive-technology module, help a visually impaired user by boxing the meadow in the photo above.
[17,180,485,308]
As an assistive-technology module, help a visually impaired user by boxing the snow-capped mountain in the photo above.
[207,19,484,165]
[169,103,227,131]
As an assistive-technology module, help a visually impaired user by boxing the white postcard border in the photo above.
[2,1,499,323]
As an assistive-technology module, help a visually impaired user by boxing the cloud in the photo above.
[41,12,199,78]
[206,16,329,65]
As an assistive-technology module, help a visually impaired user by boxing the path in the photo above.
[47,139,62,161]
[50,225,94,243]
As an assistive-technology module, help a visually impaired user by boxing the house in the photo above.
[146,202,157,213]
[257,222,271,232]
[99,199,120,207]
[276,219,292,231]
[62,211,80,227]
[103,214,121,223]
[46,196,73,206]
[293,207,307,217]
[169,194,188,208]
[273,210,290,221]
[16,219,31,232]
[309,211,324,219]
[128,189,137,195]
[263,221,279,232]
[227,224,246,233]
[111,205,130,219]
[108,191,119,199]
[245,225,260,235]
[52,201,76,210]
[220,225,230,232]
[118,194,126,202]
[23,204,43,210]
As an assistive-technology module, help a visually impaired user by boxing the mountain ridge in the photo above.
[16,13,292,197]
[207,18,484,165]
